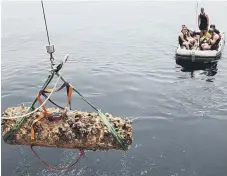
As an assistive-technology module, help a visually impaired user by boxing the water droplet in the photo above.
[140,170,147,175]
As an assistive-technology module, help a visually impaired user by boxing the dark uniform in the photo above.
[199,13,208,30]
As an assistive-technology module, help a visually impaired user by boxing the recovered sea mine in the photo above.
[1,105,132,151]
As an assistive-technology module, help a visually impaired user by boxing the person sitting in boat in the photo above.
[189,30,201,45]
[210,24,221,37]
[201,28,220,50]
[181,25,195,37]
[181,25,196,46]
[193,31,201,36]
[187,30,196,46]
[179,27,191,49]
[181,24,186,31]
[199,30,211,46]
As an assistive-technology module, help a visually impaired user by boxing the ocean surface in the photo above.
[1,1,227,176]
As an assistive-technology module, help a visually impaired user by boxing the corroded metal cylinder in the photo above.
[1,106,132,151]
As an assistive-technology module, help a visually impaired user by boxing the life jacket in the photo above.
[199,32,211,44]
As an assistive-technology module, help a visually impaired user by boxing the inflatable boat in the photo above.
[176,31,225,63]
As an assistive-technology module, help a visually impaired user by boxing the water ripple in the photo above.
[2,1,227,176]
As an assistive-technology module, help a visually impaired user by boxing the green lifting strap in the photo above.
[3,72,55,141]
[3,72,126,150]
[97,110,127,150]
[56,73,127,150]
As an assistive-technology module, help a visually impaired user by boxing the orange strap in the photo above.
[31,111,52,141]
[67,84,73,107]
[31,84,73,141]
[37,93,48,113]
[61,84,73,116]
[31,94,51,141]
[31,113,45,141]
[43,88,53,93]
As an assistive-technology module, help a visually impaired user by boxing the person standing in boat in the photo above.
[198,8,209,32]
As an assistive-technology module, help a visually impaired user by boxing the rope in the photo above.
[3,58,126,151]
[41,0,51,45]
[31,145,85,171]
[42,93,65,110]
[196,1,199,29]
[29,73,55,111]
[2,72,55,141]
[195,1,200,49]
[39,82,71,110]
[1,55,69,120]
[41,0,55,68]
[131,117,139,122]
